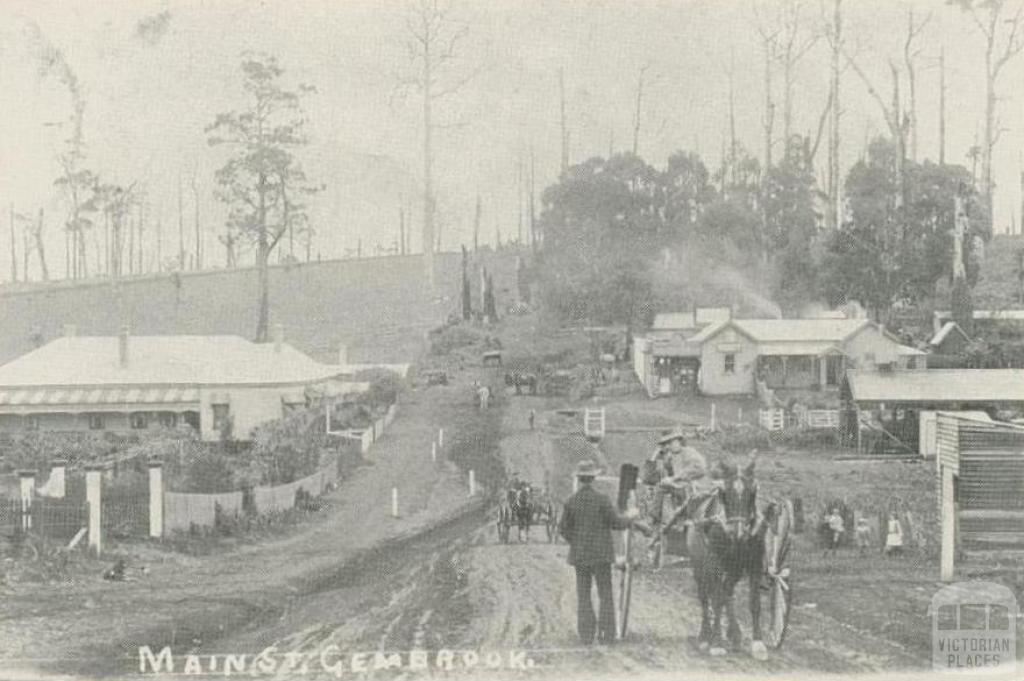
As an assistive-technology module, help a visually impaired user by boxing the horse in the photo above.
[512,486,533,542]
[504,371,538,395]
[686,456,781,660]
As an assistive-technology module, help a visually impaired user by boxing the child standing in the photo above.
[885,512,904,557]
[824,508,844,558]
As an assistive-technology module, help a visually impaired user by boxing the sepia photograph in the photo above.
[0,0,1022,679]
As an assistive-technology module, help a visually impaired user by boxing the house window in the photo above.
[864,352,876,365]
[212,404,231,432]
[130,413,148,430]
[158,413,177,428]
[88,414,105,430]
[724,353,736,374]
[25,415,40,431]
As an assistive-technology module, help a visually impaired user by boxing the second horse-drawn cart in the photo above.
[496,484,558,544]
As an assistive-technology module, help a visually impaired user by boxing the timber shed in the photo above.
[842,369,1024,456]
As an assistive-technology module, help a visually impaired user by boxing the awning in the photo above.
[758,342,844,357]
[0,386,200,406]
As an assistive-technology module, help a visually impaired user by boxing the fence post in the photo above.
[469,470,476,496]
[391,487,399,518]
[85,464,103,555]
[48,459,67,498]
[737,407,743,424]
[18,470,35,532]
[431,442,437,463]
[148,458,164,539]
[573,476,579,494]
[940,465,956,582]
[438,428,444,449]
[710,403,717,431]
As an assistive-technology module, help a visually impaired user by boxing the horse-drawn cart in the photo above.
[497,484,558,544]
[620,462,795,655]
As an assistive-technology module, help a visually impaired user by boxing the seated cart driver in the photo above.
[648,429,710,529]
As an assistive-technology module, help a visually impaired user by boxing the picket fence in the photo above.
[759,407,839,432]
[163,402,396,533]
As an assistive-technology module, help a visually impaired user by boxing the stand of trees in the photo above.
[535,134,990,331]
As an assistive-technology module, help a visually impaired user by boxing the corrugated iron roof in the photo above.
[848,370,1024,404]
[733,318,870,342]
[652,313,696,331]
[0,386,199,406]
[0,336,344,388]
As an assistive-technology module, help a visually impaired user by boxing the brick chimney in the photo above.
[118,326,130,368]
[273,324,284,353]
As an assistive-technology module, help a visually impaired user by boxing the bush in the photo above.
[429,324,487,356]
[353,368,404,409]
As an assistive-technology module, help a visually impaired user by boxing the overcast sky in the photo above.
[1,0,1022,281]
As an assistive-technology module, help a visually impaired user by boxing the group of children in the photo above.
[823,507,904,558]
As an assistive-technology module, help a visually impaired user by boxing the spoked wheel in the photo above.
[761,564,792,648]
[761,499,794,649]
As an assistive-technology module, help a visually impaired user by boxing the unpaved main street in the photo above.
[0,331,936,680]
[195,395,927,680]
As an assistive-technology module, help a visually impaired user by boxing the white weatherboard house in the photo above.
[0,329,367,441]
[635,317,925,397]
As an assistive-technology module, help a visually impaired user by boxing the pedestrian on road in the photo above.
[559,459,641,646]
[529,409,536,430]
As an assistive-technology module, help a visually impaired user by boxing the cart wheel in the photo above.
[762,568,792,649]
[761,511,793,649]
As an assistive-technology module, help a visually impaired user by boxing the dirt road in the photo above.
[179,395,927,680]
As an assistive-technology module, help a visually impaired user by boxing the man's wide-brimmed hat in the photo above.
[657,428,687,445]
[574,459,604,478]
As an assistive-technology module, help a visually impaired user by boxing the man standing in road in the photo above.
[559,459,641,645]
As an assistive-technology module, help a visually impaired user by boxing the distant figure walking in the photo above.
[885,512,904,557]
[823,507,844,558]
[559,460,641,645]
[528,409,536,430]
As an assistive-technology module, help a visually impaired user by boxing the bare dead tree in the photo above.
[474,192,482,250]
[399,204,406,256]
[903,7,932,162]
[954,0,1024,223]
[399,0,472,288]
[516,153,524,246]
[559,67,569,173]
[177,171,185,270]
[632,64,649,157]
[779,1,818,144]
[939,46,947,165]
[844,50,911,243]
[823,0,843,230]
[190,165,202,270]
[32,208,49,281]
[9,204,17,283]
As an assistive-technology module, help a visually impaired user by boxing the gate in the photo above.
[32,497,88,541]
[102,487,150,538]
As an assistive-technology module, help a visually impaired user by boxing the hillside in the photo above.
[0,249,522,366]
